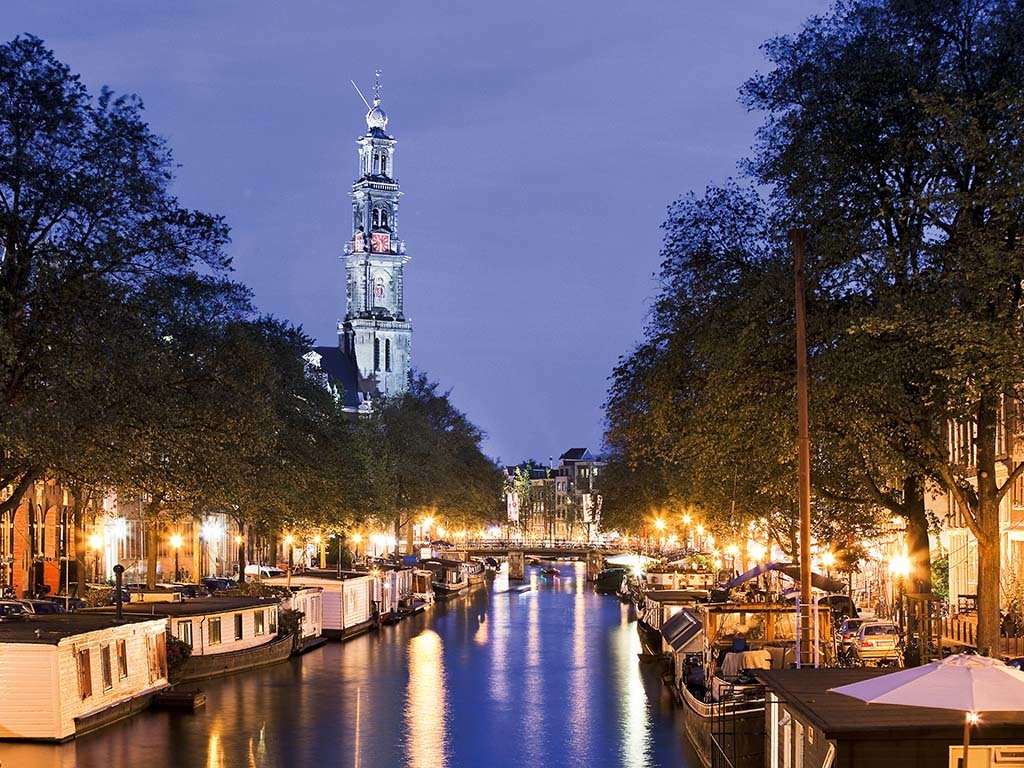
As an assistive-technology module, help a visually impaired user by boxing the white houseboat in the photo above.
[89,596,292,683]
[0,614,169,741]
[420,558,469,598]
[263,571,376,639]
[280,585,325,652]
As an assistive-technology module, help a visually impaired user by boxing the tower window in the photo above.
[385,339,392,372]
[374,338,380,371]
[380,154,388,175]
[380,208,389,229]
[372,208,380,228]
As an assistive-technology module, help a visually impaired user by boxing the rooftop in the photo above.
[0,614,162,645]
[758,668,1024,740]
[83,596,277,618]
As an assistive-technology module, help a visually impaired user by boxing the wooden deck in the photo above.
[939,615,1024,658]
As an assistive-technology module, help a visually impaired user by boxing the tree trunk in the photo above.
[236,520,247,580]
[72,488,87,597]
[974,393,1002,656]
[903,475,932,594]
[144,495,164,589]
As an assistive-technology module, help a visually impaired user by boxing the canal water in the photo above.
[2,563,698,768]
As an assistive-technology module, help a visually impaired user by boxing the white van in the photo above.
[244,564,287,580]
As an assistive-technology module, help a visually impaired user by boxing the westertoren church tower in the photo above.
[311,76,412,410]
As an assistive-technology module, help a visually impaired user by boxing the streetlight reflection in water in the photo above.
[405,629,449,768]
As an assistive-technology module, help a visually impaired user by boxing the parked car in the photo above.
[19,599,66,614]
[244,565,286,580]
[838,617,868,656]
[0,600,30,621]
[851,620,903,667]
[202,577,237,593]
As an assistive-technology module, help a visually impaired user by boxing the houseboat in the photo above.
[462,559,486,586]
[0,614,169,740]
[594,566,627,595]
[280,585,325,652]
[636,589,710,656]
[420,558,468,598]
[759,668,1024,768]
[263,571,376,639]
[88,596,291,683]
[673,601,835,768]
[645,564,715,591]
[370,564,415,623]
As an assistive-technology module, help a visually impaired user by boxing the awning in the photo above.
[723,562,846,594]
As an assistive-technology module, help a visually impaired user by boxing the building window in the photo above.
[77,648,93,699]
[116,639,129,679]
[269,609,278,635]
[178,620,193,647]
[374,338,381,371]
[372,207,380,228]
[380,154,388,175]
[100,645,113,691]
[380,208,389,228]
[234,613,243,641]
[254,610,266,636]
[209,617,222,645]
[385,339,392,372]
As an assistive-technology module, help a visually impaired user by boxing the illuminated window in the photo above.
[209,617,222,645]
[178,620,193,647]
[254,610,266,636]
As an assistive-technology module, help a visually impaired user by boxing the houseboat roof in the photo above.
[266,570,372,582]
[758,668,1024,740]
[419,558,464,569]
[0,613,162,645]
[644,589,710,604]
[84,596,278,618]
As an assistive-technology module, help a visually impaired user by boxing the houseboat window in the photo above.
[100,645,113,691]
[254,610,266,635]
[234,613,243,640]
[116,639,128,679]
[153,634,167,680]
[269,609,277,635]
[209,617,222,645]
[178,620,193,647]
[77,648,92,699]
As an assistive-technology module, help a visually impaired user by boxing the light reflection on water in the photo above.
[1,563,696,768]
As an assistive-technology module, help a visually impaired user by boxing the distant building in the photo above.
[504,449,605,542]
[309,74,412,412]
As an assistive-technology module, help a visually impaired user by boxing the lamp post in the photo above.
[88,534,102,583]
[653,518,666,552]
[352,533,363,563]
[890,554,911,637]
[314,534,324,569]
[681,513,692,550]
[170,533,183,582]
[821,550,836,581]
[285,534,294,589]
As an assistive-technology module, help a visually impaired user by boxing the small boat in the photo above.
[540,566,560,576]
[462,559,487,586]
[594,566,627,595]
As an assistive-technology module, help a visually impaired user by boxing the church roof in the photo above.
[559,448,594,462]
[312,345,361,410]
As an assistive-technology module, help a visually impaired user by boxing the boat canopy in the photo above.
[722,562,846,594]
[661,607,703,652]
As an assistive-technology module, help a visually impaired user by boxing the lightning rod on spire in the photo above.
[350,80,372,111]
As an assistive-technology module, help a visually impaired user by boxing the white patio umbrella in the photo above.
[830,654,1024,767]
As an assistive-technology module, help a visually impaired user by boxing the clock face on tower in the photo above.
[371,232,390,253]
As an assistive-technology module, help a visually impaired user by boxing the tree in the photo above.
[742,0,1024,654]
[363,373,501,555]
[0,36,230,584]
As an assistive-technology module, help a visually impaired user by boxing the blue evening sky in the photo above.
[4,1,830,463]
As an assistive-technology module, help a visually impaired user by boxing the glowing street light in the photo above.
[169,533,183,582]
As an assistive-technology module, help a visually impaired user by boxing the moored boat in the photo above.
[671,601,835,768]
[594,566,627,595]
[636,588,710,657]
[421,558,469,598]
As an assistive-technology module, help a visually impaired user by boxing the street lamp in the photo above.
[890,554,911,636]
[653,518,666,551]
[285,534,294,589]
[314,534,323,569]
[726,543,739,577]
[88,534,102,583]
[820,550,836,579]
[170,533,183,582]
[352,532,363,562]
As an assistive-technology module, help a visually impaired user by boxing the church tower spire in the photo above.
[339,73,412,406]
